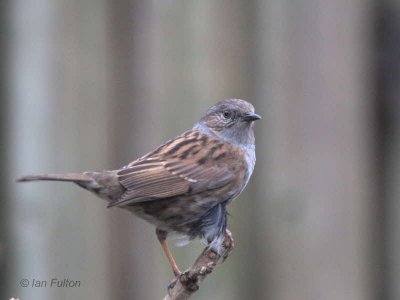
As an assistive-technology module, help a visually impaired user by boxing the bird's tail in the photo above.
[17,171,123,202]
[17,173,92,183]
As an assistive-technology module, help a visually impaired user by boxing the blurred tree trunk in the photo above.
[0,1,11,299]
[253,1,379,299]
[376,1,400,299]
[8,0,112,299]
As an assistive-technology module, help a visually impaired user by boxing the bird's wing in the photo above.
[107,130,237,207]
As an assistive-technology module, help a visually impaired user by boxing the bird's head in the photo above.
[195,99,261,146]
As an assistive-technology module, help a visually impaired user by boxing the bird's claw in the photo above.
[167,277,178,292]
[167,269,200,294]
[179,270,200,292]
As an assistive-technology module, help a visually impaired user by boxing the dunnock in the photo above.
[18,98,261,276]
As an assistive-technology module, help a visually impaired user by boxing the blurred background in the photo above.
[1,0,399,299]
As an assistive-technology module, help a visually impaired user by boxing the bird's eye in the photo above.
[222,111,233,119]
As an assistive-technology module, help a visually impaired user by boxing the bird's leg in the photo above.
[156,228,182,277]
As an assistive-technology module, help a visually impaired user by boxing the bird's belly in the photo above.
[127,194,212,232]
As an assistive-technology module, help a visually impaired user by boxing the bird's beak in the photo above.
[242,112,262,122]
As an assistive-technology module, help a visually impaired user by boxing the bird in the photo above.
[17,98,261,277]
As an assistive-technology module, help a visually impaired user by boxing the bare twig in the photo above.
[162,229,234,300]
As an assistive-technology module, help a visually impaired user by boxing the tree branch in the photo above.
[162,229,234,300]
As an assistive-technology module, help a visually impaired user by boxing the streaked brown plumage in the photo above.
[17,98,261,277]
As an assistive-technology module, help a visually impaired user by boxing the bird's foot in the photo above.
[167,268,182,288]
[168,262,215,293]
[222,228,235,262]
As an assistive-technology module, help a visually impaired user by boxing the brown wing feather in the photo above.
[107,130,235,207]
